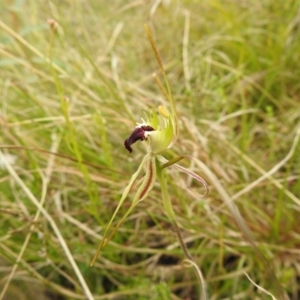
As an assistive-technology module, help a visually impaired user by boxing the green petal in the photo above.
[148,115,174,154]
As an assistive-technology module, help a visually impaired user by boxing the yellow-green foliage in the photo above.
[0,1,299,299]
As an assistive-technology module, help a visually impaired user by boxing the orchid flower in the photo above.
[90,26,209,293]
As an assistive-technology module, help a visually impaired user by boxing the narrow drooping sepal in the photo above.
[90,154,157,266]
[99,155,156,249]
[135,154,156,202]
[157,155,209,197]
[90,153,151,266]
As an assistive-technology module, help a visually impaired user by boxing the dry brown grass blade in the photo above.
[195,159,289,299]
[0,135,61,299]
[0,151,94,300]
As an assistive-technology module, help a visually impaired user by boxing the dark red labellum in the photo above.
[124,126,155,153]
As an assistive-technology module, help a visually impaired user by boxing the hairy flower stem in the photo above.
[156,159,207,300]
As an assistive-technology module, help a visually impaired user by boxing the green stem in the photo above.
[156,159,207,300]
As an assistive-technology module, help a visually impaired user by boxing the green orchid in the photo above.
[90,26,209,296]
[124,105,174,155]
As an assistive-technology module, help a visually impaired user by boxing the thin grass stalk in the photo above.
[195,159,289,299]
[0,136,61,300]
[0,151,94,300]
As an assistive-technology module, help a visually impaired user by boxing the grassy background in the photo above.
[0,0,300,299]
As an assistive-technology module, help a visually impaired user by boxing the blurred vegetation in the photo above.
[0,0,299,299]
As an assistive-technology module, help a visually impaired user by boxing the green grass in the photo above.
[0,0,300,299]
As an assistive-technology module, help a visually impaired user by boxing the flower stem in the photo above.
[156,159,207,300]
